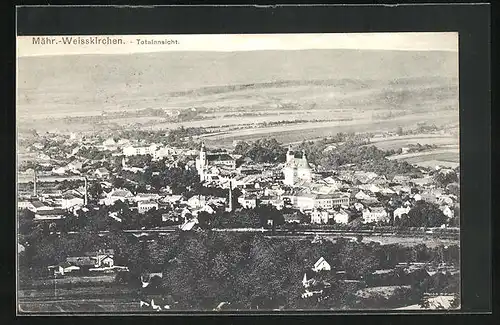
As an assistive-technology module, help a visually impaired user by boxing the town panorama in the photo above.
[17,33,460,313]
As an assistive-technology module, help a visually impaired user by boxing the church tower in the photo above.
[199,142,207,166]
[283,146,296,186]
[296,150,312,182]
[196,142,208,182]
[286,145,294,163]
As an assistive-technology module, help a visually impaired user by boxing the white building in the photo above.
[122,144,158,157]
[440,205,455,219]
[133,193,161,203]
[333,209,350,224]
[137,200,159,214]
[18,200,35,210]
[29,201,54,213]
[57,193,85,210]
[295,193,316,210]
[323,176,343,186]
[193,204,216,216]
[103,138,116,145]
[101,188,134,206]
[412,193,422,201]
[362,207,388,223]
[353,202,364,212]
[66,161,83,173]
[180,218,199,231]
[53,166,68,175]
[153,146,176,160]
[310,209,330,224]
[295,193,350,211]
[393,206,411,219]
[187,195,207,209]
[94,167,110,179]
[312,257,331,272]
[238,195,258,209]
[355,190,373,201]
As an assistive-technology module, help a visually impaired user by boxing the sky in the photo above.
[17,32,458,57]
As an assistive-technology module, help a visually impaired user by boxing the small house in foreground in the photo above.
[312,257,331,272]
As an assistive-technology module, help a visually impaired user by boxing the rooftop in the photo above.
[207,154,234,162]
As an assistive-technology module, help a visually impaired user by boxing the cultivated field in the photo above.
[18,283,142,313]
[387,148,459,169]
[368,134,459,150]
[368,133,459,169]
[201,111,459,148]
[19,299,141,313]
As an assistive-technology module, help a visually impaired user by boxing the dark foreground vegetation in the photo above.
[19,230,460,310]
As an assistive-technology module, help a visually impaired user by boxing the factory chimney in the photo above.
[33,169,37,197]
[84,176,88,205]
[228,180,233,212]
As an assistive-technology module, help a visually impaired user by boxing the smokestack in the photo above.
[84,177,88,205]
[228,180,233,212]
[33,170,37,197]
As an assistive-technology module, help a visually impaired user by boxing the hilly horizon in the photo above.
[17,49,458,118]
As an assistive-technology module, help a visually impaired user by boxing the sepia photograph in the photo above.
[16,32,461,313]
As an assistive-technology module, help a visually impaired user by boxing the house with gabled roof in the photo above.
[238,194,258,209]
[362,207,388,224]
[137,200,159,214]
[180,218,199,231]
[57,191,85,209]
[393,206,411,220]
[283,211,303,224]
[95,167,110,179]
[353,171,379,184]
[333,209,352,224]
[101,188,134,205]
[355,190,374,201]
[29,200,53,213]
[312,257,331,272]
[310,208,331,224]
[34,208,67,221]
[18,200,35,211]
[134,193,161,202]
[187,195,207,209]
[392,175,412,185]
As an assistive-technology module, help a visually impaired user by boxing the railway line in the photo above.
[58,227,459,240]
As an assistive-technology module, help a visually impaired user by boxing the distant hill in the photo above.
[17,49,458,117]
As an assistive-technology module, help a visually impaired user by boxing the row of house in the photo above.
[48,249,128,276]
